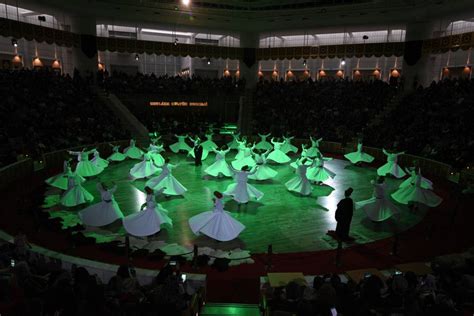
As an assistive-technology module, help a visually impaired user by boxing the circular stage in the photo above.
[42,152,427,254]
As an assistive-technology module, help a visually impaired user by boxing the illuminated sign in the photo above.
[149,101,208,107]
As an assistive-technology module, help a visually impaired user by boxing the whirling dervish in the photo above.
[107,144,126,162]
[307,152,335,185]
[123,186,173,237]
[169,134,192,153]
[224,165,264,204]
[281,135,298,154]
[267,137,291,164]
[249,149,277,181]
[147,142,166,167]
[129,151,161,179]
[233,137,247,160]
[188,135,209,161]
[45,159,77,190]
[78,182,124,227]
[290,144,310,169]
[60,170,94,207]
[204,145,233,178]
[146,159,187,196]
[232,142,256,170]
[377,149,406,178]
[123,139,144,160]
[285,158,312,196]
[201,130,218,151]
[391,169,442,208]
[91,148,109,169]
[188,191,246,242]
[398,163,433,190]
[306,136,323,158]
[69,148,104,177]
[344,139,375,165]
[356,176,400,222]
[227,131,241,150]
[255,133,273,151]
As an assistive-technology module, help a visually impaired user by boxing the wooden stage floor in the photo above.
[43,152,427,254]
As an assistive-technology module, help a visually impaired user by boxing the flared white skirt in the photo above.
[285,175,312,196]
[75,160,103,177]
[188,210,245,241]
[61,185,94,207]
[79,200,124,226]
[124,147,144,159]
[130,160,160,179]
[344,151,375,164]
[224,182,264,204]
[356,197,399,222]
[146,175,187,196]
[391,185,442,207]
[123,205,172,237]
[169,142,192,153]
[267,150,291,164]
[377,162,406,178]
[248,165,277,181]
[204,159,233,178]
[108,152,126,162]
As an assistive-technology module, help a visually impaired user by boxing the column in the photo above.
[238,32,259,134]
[402,21,435,89]
[70,15,98,76]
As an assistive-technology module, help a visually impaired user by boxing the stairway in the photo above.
[200,303,261,316]
[95,89,149,139]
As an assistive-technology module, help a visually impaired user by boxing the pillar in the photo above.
[238,32,259,134]
[402,21,435,89]
[70,15,98,77]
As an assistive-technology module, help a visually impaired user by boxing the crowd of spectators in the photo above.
[253,78,474,168]
[101,72,243,132]
[366,79,474,169]
[0,238,194,315]
[264,262,474,316]
[102,71,245,96]
[0,69,129,167]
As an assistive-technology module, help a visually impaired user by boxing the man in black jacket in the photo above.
[335,187,354,241]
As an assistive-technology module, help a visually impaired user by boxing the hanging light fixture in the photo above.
[11,39,18,47]
[207,58,211,65]
[32,56,43,68]
[52,59,61,70]
[135,54,140,61]
[340,58,346,66]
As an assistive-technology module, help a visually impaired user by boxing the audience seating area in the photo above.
[253,78,474,168]
[0,69,129,167]
[260,250,474,316]
[0,237,206,316]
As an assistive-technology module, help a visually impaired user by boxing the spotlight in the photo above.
[135,54,139,61]
[181,0,191,6]
[207,58,211,65]
[11,39,18,47]
[303,59,307,66]
[341,58,346,66]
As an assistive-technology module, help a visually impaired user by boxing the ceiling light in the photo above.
[341,58,346,66]
[135,54,139,61]
[303,59,307,66]
[207,58,211,65]
[181,0,191,6]
[11,39,18,47]
[141,28,193,37]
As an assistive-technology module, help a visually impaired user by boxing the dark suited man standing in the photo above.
[194,138,203,166]
[335,187,355,241]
